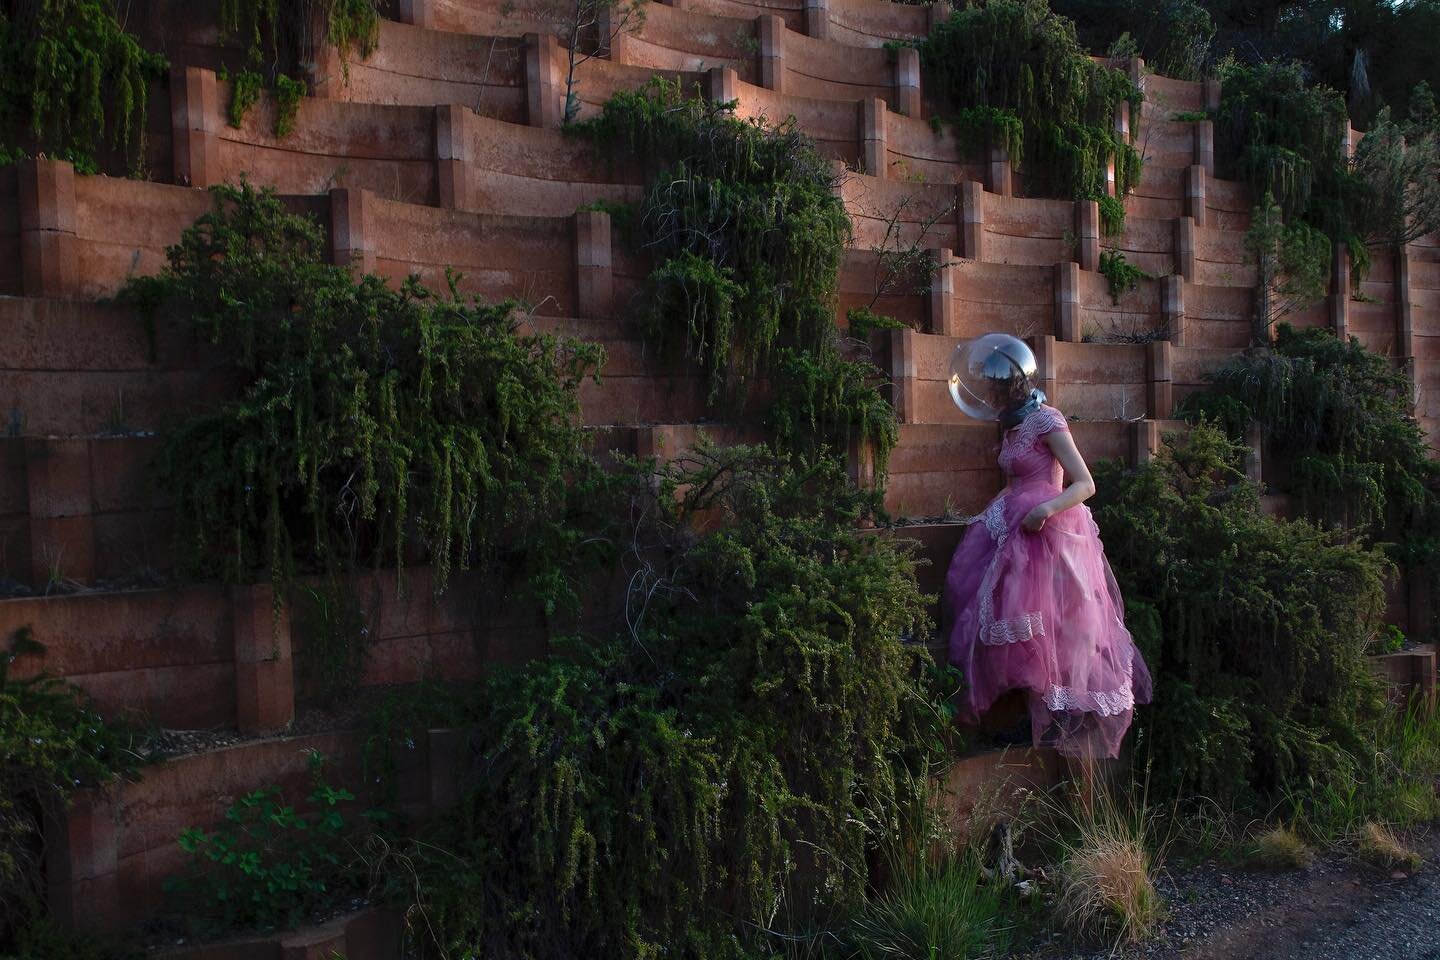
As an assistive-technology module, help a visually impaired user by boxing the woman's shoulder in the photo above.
[1025,404,1069,437]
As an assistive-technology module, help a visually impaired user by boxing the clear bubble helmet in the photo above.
[948,334,1041,422]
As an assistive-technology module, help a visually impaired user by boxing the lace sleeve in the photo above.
[1033,406,1069,437]
[1012,406,1068,450]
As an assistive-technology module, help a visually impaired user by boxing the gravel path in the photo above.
[1018,829,1440,960]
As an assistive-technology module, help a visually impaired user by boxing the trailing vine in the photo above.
[0,0,167,174]
[219,0,379,77]
[387,443,945,958]
[929,104,1025,168]
[1216,58,1440,318]
[916,0,1143,202]
[1215,59,1350,229]
[118,182,610,613]
[218,0,380,137]
[1180,324,1440,639]
[574,79,897,477]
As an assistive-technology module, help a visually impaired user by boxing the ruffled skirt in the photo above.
[944,481,1152,759]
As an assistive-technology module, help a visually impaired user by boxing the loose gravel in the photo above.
[1015,830,1440,960]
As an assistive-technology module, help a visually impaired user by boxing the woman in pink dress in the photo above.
[944,339,1152,760]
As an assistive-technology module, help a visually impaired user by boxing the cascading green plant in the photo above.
[383,442,946,959]
[1,628,140,949]
[1180,324,1440,639]
[217,0,380,136]
[119,181,610,613]
[915,0,1143,203]
[0,0,167,173]
[574,79,897,478]
[1090,422,1390,808]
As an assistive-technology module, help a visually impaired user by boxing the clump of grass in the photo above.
[842,850,1012,960]
[1057,828,1161,944]
[1249,826,1314,870]
[1357,822,1422,873]
[793,768,1026,960]
[1047,762,1165,947]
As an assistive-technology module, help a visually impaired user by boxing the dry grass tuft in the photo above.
[1250,826,1314,870]
[1056,827,1162,945]
[1357,822,1422,872]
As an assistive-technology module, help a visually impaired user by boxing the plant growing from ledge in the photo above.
[1090,422,1390,811]
[165,750,382,935]
[1347,109,1440,248]
[390,442,947,958]
[846,306,907,339]
[1180,325,1440,640]
[916,0,1143,202]
[1097,194,1127,238]
[0,627,140,949]
[217,0,380,136]
[118,182,609,613]
[576,79,896,478]
[0,0,167,174]
[1243,193,1330,344]
[501,0,646,124]
[864,189,949,310]
[1098,249,1150,303]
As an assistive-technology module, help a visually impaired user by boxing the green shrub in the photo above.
[845,306,907,339]
[917,0,1143,201]
[1091,422,1390,808]
[1216,59,1349,225]
[1055,0,1215,81]
[0,628,139,949]
[391,442,945,959]
[575,81,895,475]
[1181,325,1440,638]
[1097,249,1149,303]
[224,68,264,127]
[0,0,167,173]
[1096,194,1127,238]
[1242,195,1331,339]
[839,849,1011,959]
[273,73,305,137]
[118,181,608,611]
[768,345,899,478]
[164,750,382,934]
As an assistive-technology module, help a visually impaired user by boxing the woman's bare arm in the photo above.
[1021,430,1097,531]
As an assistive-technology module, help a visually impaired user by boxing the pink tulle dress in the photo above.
[944,405,1152,759]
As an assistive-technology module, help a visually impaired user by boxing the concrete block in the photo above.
[329,187,374,274]
[17,158,78,297]
[758,15,785,92]
[928,247,954,335]
[1055,261,1081,342]
[958,180,983,261]
[575,209,613,319]
[171,66,221,188]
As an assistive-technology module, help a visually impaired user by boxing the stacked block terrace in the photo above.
[4,0,1439,946]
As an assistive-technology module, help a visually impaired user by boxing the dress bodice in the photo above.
[998,405,1068,488]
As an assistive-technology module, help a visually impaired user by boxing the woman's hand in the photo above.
[1021,503,1053,532]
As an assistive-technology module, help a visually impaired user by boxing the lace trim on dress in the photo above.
[1044,652,1137,717]
[983,496,1008,544]
[1044,683,1135,717]
[983,611,1045,645]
